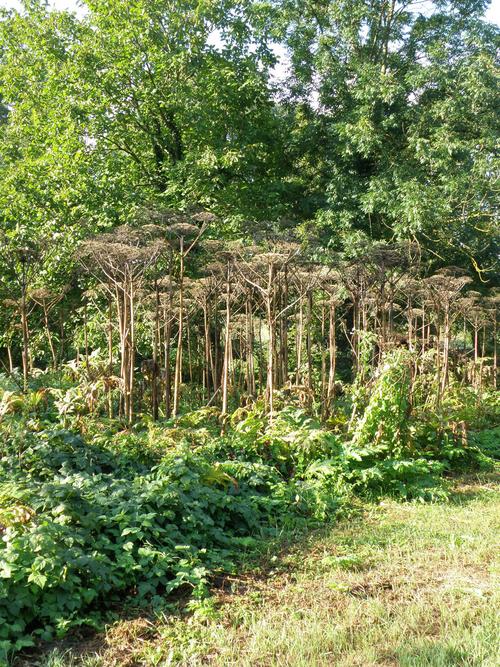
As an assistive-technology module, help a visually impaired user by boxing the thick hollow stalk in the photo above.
[221,262,231,416]
[173,236,184,417]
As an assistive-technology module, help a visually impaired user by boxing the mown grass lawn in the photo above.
[25,471,499,667]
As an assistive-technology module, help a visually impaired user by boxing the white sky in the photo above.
[0,0,85,13]
[0,0,86,14]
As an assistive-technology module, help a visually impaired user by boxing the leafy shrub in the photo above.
[263,407,343,473]
[345,351,497,498]
[468,426,500,461]
[297,460,352,520]
[175,407,221,430]
[0,420,347,656]
[408,420,494,473]
[1,362,496,660]
[219,406,342,475]
[344,351,445,499]
[342,451,448,501]
[351,349,412,455]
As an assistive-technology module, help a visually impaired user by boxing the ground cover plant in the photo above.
[0,356,497,663]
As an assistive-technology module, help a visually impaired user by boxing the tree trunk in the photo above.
[213,292,220,394]
[352,299,360,376]
[59,311,65,367]
[202,302,210,399]
[257,317,264,393]
[116,283,128,421]
[436,319,442,405]
[187,314,193,385]
[407,296,413,352]
[473,323,479,389]
[479,324,486,393]
[163,303,172,419]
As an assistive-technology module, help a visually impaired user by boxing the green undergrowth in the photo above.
[0,408,349,663]
[0,357,498,663]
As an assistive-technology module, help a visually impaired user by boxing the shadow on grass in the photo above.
[447,469,500,506]
[12,503,366,667]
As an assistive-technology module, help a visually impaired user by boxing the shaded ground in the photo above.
[19,472,500,667]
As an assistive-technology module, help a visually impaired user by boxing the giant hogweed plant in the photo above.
[349,331,378,426]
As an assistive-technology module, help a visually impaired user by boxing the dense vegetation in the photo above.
[0,0,498,663]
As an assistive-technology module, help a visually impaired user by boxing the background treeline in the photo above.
[0,0,498,409]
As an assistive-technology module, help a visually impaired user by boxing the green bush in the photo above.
[469,426,500,461]
[0,418,347,657]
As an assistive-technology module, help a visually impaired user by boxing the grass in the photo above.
[17,472,500,667]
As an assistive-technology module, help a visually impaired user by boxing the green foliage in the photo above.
[351,349,412,454]
[214,405,343,476]
[408,378,499,472]
[344,350,495,499]
[0,409,348,656]
[346,456,448,501]
[0,1,498,658]
[283,0,499,275]
[0,370,496,659]
[349,330,379,416]
[469,426,500,460]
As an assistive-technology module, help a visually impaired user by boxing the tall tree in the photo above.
[276,0,499,279]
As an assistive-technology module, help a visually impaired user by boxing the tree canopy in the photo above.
[0,1,496,278]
